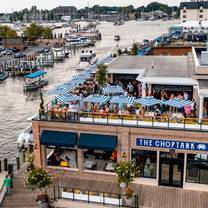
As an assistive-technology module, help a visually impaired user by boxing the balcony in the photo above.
[35,111,208,131]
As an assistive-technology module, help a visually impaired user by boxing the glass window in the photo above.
[47,147,77,168]
[83,150,117,172]
[186,154,208,184]
[131,149,157,178]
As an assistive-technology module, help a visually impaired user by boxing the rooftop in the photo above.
[108,56,190,78]
[180,1,208,9]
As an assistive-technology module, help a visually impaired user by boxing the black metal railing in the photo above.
[36,111,208,132]
[46,186,138,208]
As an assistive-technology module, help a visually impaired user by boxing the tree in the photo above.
[42,27,53,40]
[0,25,17,48]
[23,23,43,42]
[131,43,138,56]
[95,64,108,86]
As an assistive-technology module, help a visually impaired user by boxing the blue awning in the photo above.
[134,96,161,107]
[78,133,117,151]
[25,70,47,79]
[84,95,110,103]
[40,130,77,147]
[163,98,193,108]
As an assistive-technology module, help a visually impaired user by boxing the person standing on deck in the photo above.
[4,175,12,196]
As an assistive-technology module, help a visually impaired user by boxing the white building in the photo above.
[180,1,208,22]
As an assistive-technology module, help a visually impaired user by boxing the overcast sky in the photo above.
[1,0,182,13]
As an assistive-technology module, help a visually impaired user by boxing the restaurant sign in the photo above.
[137,138,208,151]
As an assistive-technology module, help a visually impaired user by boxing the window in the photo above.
[200,9,203,13]
[199,15,203,18]
[131,149,157,178]
[186,154,208,184]
[83,150,117,172]
[183,15,186,19]
[183,10,186,13]
[47,147,78,168]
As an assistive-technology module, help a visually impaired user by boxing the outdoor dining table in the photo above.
[171,113,183,119]
[145,112,154,117]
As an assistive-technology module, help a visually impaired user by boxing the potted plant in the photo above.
[114,161,139,188]
[25,167,53,208]
[123,187,135,205]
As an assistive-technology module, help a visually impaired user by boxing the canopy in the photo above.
[134,96,161,107]
[110,95,135,105]
[25,70,47,79]
[40,130,77,147]
[102,85,124,95]
[68,78,86,85]
[84,95,110,103]
[163,98,193,108]
[48,84,72,95]
[78,133,117,151]
[56,94,81,103]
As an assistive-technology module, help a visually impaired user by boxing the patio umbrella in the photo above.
[134,96,161,107]
[110,95,135,105]
[163,98,193,108]
[56,94,81,103]
[102,85,124,95]
[84,95,110,104]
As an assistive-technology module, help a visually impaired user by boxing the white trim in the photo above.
[184,182,208,192]
[47,166,79,171]
[133,177,158,186]
[83,170,116,176]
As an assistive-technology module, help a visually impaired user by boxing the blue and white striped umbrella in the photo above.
[48,85,69,95]
[110,96,135,105]
[134,96,161,107]
[102,85,124,94]
[163,98,193,108]
[56,94,81,103]
[66,78,86,85]
[84,95,110,103]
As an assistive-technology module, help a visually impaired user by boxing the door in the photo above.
[159,152,184,188]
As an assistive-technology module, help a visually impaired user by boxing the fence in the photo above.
[38,111,208,131]
[47,186,138,208]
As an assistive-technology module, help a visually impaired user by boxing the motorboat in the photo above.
[23,70,48,91]
[0,71,8,81]
[17,114,37,150]
[52,47,65,61]
[77,50,97,71]
[114,35,120,41]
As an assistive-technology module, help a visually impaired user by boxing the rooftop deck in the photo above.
[36,112,208,132]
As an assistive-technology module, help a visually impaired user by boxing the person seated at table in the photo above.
[154,107,161,121]
[92,104,97,113]
[114,105,119,114]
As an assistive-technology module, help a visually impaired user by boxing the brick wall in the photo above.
[152,47,192,56]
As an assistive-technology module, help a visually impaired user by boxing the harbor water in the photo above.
[0,20,178,163]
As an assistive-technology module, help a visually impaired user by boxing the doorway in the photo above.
[159,152,184,188]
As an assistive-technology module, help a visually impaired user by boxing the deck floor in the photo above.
[54,176,208,208]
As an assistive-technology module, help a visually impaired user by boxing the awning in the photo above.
[40,130,77,147]
[78,133,117,151]
[57,94,81,103]
[110,95,135,105]
[25,70,47,79]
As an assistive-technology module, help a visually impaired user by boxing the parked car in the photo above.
[14,52,26,58]
[1,49,13,55]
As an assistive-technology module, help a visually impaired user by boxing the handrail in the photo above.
[46,186,138,208]
[37,110,208,131]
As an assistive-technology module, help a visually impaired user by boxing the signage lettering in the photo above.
[137,138,208,151]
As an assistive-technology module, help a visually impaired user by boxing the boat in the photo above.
[0,71,8,81]
[114,35,120,41]
[52,47,65,61]
[77,50,97,71]
[23,70,48,91]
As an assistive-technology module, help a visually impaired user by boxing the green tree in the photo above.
[95,64,108,86]
[131,43,138,56]
[42,27,53,40]
[0,25,17,48]
[23,23,43,42]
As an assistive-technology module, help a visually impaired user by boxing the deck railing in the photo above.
[36,110,208,131]
[46,186,138,208]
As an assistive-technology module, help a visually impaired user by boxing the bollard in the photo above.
[16,157,20,170]
[4,158,8,171]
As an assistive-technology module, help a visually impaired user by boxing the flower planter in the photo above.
[119,182,127,188]
[124,196,135,205]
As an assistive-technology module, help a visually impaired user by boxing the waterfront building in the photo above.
[180,0,208,22]
[53,6,77,20]
[33,48,208,196]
